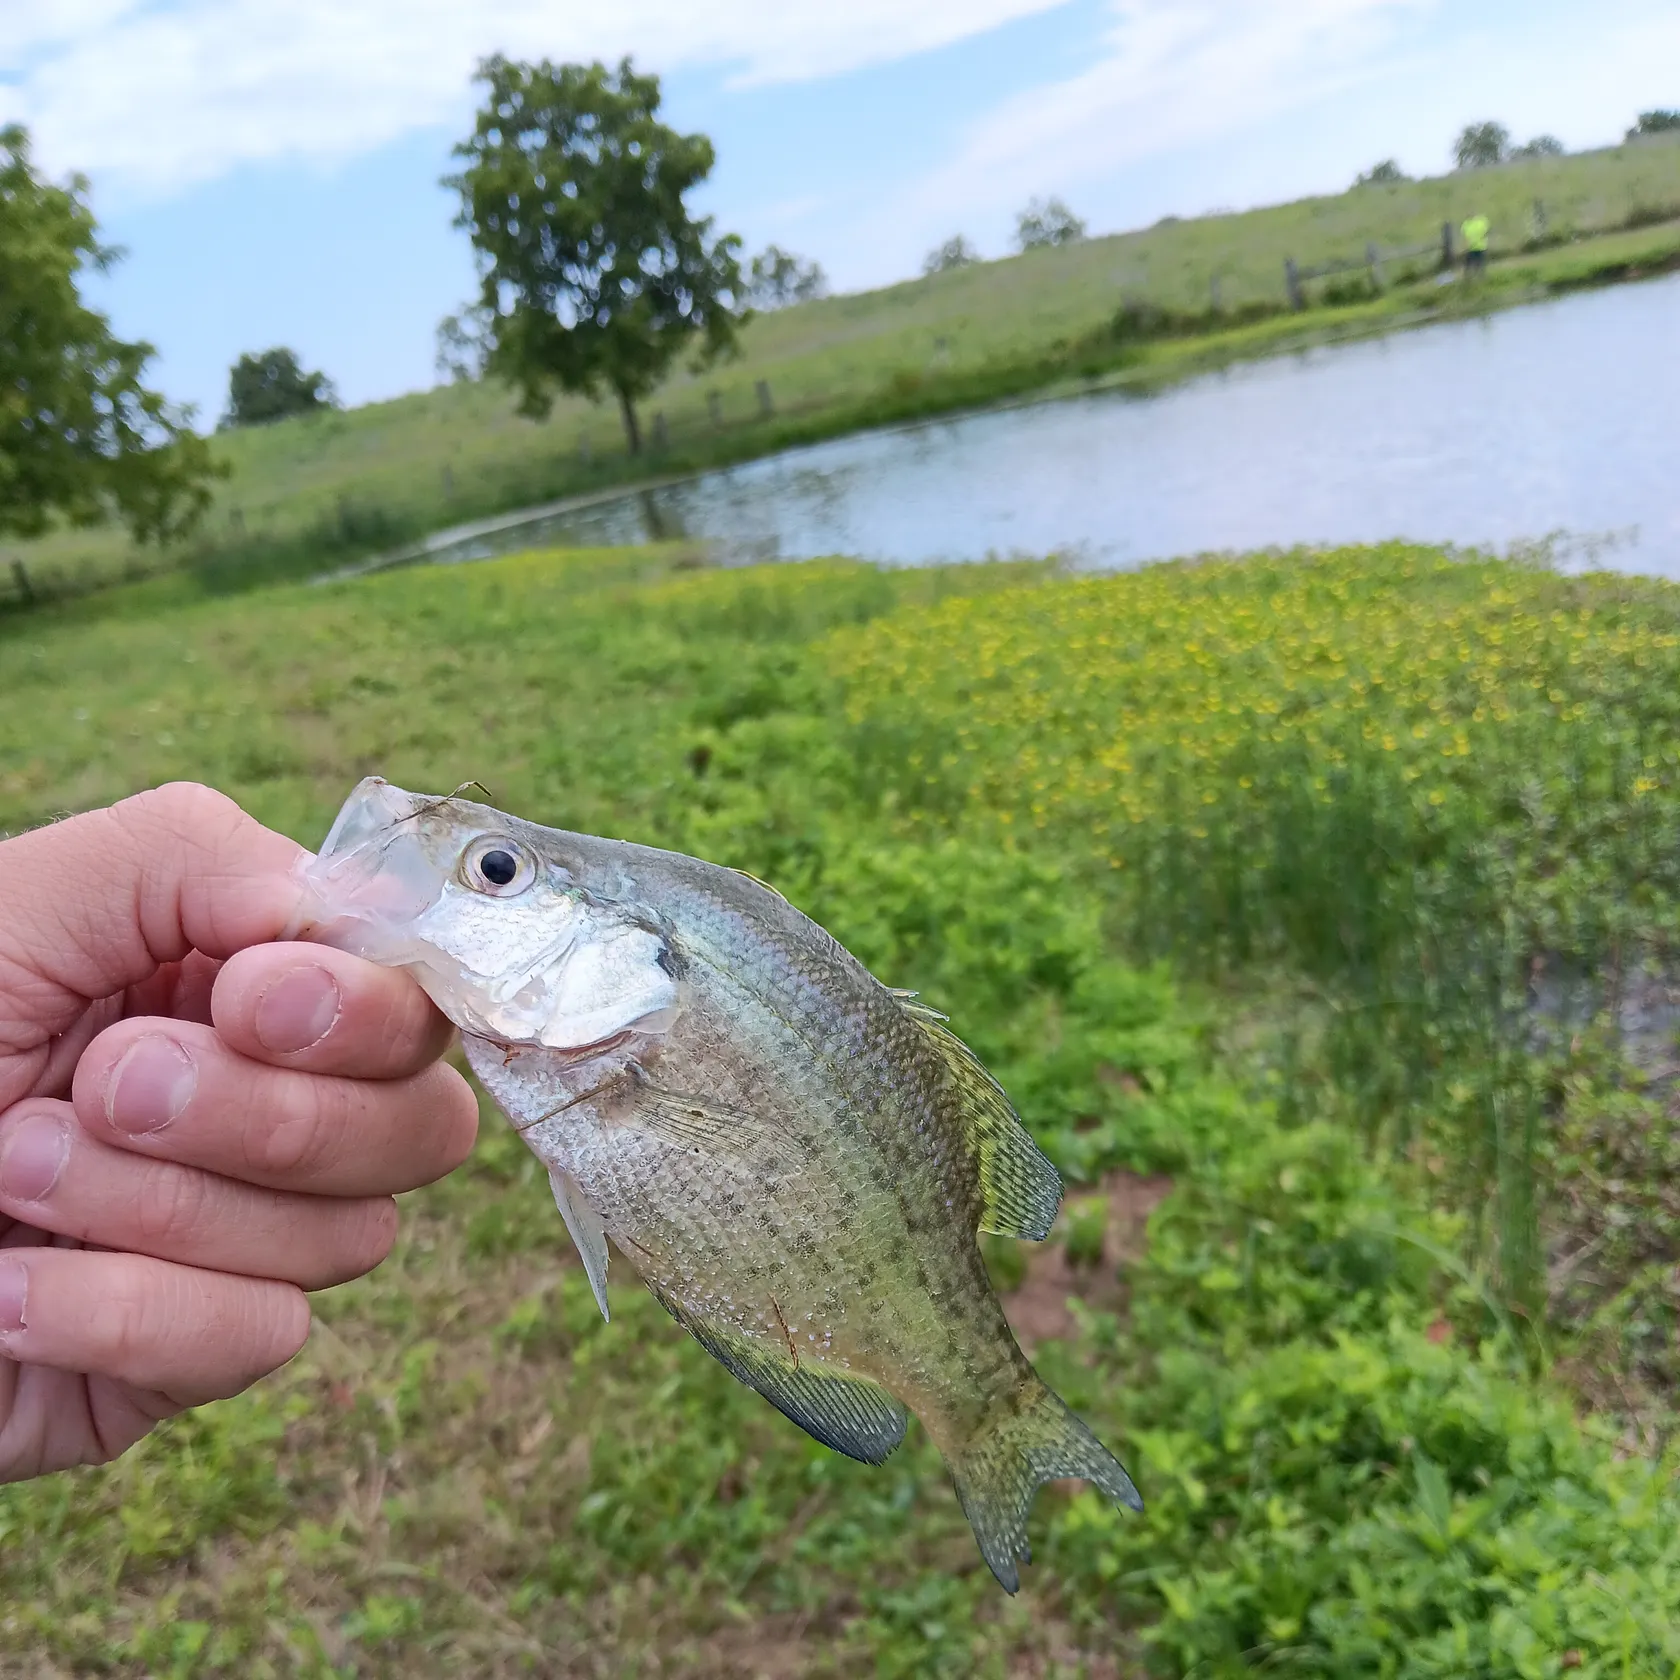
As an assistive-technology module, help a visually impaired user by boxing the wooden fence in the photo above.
[1284,223,1457,309]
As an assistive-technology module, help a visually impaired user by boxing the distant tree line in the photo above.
[1628,109,1680,140]
[922,196,1088,277]
[221,348,338,429]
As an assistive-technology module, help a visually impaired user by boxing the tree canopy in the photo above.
[0,124,217,544]
[1014,196,1086,251]
[1355,159,1409,187]
[445,55,746,455]
[1628,109,1680,140]
[222,347,338,428]
[1453,121,1510,169]
[923,235,979,276]
[746,246,827,310]
[1511,135,1565,159]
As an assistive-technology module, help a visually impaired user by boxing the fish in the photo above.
[290,777,1142,1591]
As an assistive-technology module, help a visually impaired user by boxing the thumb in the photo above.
[0,784,307,1089]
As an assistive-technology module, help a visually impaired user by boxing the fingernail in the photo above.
[0,1111,70,1202]
[255,966,342,1055]
[106,1035,198,1135]
[0,1260,25,1333]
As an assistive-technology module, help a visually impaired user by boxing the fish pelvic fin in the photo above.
[948,1377,1143,1594]
[547,1167,610,1321]
[645,1282,907,1466]
[902,1006,1062,1242]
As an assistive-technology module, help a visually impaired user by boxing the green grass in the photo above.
[7,543,1680,1675]
[6,134,1680,607]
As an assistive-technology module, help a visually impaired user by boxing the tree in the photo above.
[0,124,217,544]
[1627,109,1680,140]
[1014,196,1086,251]
[1453,122,1510,169]
[445,56,746,456]
[746,245,827,310]
[222,348,338,428]
[1355,158,1408,187]
[1511,135,1565,159]
[923,235,979,276]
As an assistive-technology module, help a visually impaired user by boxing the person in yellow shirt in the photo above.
[1461,214,1490,278]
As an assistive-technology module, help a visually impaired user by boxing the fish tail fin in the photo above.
[947,1376,1142,1594]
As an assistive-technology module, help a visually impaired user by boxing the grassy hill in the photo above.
[7,134,1680,606]
[6,541,1680,1674]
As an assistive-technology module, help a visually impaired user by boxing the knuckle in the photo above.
[131,1162,214,1249]
[249,1077,342,1184]
[82,1267,158,1377]
[109,783,234,853]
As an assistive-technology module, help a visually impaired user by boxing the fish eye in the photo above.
[460,836,536,897]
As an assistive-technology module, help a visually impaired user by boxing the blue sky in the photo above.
[2,0,1674,423]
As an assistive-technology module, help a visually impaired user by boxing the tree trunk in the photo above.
[617,387,642,455]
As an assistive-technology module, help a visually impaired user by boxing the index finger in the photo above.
[210,943,454,1080]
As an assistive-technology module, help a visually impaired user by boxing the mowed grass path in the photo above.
[6,547,1680,1676]
[12,135,1680,601]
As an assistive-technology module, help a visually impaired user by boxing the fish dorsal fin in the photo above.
[729,866,790,905]
[647,1281,908,1466]
[901,1005,1062,1242]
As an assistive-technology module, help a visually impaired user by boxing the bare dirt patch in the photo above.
[1004,1171,1172,1351]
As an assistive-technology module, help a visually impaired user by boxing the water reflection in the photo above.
[428,275,1680,577]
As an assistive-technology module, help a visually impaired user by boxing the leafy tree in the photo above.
[1355,159,1408,187]
[923,235,979,276]
[746,245,827,310]
[1014,196,1086,251]
[1453,121,1510,169]
[445,55,746,455]
[1511,134,1565,159]
[221,347,338,428]
[0,124,217,544]
[1627,109,1680,140]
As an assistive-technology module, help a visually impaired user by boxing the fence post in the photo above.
[441,463,454,499]
[1284,257,1305,310]
[707,390,723,428]
[10,559,34,607]
[578,430,592,465]
[755,378,774,418]
[1366,241,1382,290]
[1441,220,1455,270]
[651,412,669,451]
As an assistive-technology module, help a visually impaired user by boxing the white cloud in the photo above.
[0,0,1070,195]
[895,0,1439,232]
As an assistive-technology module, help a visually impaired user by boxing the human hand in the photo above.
[0,783,478,1482]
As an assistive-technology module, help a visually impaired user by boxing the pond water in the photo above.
[419,275,1680,577]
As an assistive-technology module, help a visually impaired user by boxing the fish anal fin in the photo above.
[647,1283,907,1466]
[901,1007,1062,1242]
[548,1167,611,1321]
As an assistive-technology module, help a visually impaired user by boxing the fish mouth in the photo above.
[286,777,453,960]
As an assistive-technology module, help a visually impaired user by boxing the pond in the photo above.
[415,275,1680,577]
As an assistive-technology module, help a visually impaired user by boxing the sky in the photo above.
[2,0,1675,423]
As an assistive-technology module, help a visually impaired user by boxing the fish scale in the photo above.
[296,777,1144,1592]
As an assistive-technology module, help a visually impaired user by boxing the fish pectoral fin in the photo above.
[629,1087,791,1171]
[901,1007,1062,1243]
[548,1167,611,1321]
[647,1282,907,1466]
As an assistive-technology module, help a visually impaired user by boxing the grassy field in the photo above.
[5,542,1680,1675]
[6,134,1680,606]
